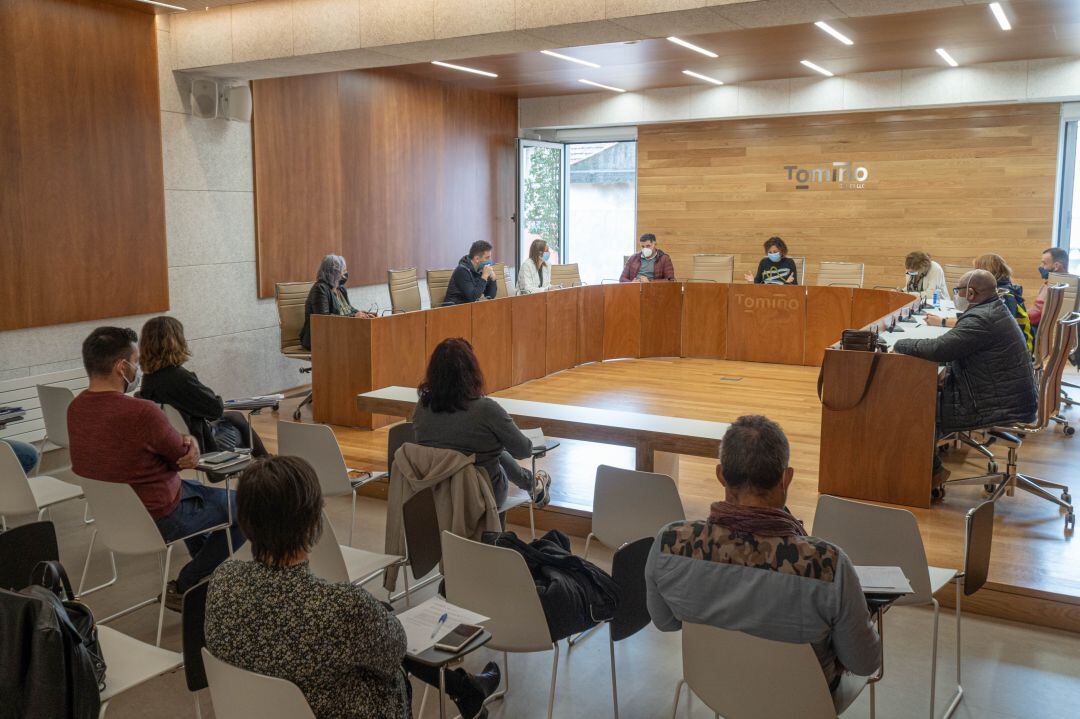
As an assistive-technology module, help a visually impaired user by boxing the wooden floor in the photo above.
[254,357,1080,632]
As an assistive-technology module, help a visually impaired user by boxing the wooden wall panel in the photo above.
[0,0,166,331]
[511,293,548,385]
[727,285,805,365]
[804,286,853,366]
[425,304,473,359]
[682,283,728,358]
[546,288,579,375]
[577,285,605,365]
[253,69,516,296]
[641,282,683,357]
[638,105,1060,298]
[472,298,513,393]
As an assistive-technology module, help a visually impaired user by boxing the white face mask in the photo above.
[641,247,655,259]
[121,360,142,394]
[953,286,972,313]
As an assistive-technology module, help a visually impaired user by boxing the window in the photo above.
[518,141,564,270]
[1058,117,1080,273]
[564,142,637,285]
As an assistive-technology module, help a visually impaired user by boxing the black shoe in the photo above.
[163,580,184,613]
[450,662,500,719]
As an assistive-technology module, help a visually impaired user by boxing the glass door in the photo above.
[517,140,566,270]
[564,141,637,284]
[1059,120,1079,273]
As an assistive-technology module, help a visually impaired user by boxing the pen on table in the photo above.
[430,612,448,638]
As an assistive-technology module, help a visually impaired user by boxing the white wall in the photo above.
[0,19,391,397]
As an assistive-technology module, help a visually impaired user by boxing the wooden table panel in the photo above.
[546,288,579,375]
[852,288,912,329]
[726,284,805,365]
[370,313,426,428]
[425,304,473,358]
[818,349,937,508]
[682,282,728,358]
[577,285,604,365]
[472,298,512,392]
[641,281,683,358]
[603,283,642,360]
[804,286,853,366]
[512,292,548,385]
[311,315,371,428]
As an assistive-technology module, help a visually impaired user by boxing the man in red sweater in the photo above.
[68,326,244,609]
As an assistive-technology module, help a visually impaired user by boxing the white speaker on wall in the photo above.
[221,85,252,123]
[190,78,218,119]
[189,78,252,123]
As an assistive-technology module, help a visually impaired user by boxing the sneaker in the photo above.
[532,470,552,508]
[163,580,184,613]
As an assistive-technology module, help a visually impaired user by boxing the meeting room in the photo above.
[4,1,1080,717]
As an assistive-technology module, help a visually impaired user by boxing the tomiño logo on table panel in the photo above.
[783,162,869,190]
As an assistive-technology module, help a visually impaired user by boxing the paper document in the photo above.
[854,566,913,594]
[522,427,546,450]
[397,596,488,655]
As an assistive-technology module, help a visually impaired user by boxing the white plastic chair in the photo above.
[34,384,76,476]
[77,477,234,646]
[98,625,184,718]
[583,465,685,559]
[672,623,844,719]
[441,531,560,719]
[277,420,380,546]
[0,442,84,530]
[812,495,960,719]
[202,648,316,719]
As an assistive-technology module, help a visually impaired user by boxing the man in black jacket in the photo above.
[444,240,497,305]
[894,269,1037,488]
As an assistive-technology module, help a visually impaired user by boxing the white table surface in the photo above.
[881,312,951,349]
[360,385,729,440]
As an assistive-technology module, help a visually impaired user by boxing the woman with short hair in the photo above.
[745,236,798,285]
[973,253,1034,352]
[300,255,373,350]
[903,251,948,302]
[517,239,552,293]
[138,316,268,456]
[205,456,500,719]
[412,338,552,508]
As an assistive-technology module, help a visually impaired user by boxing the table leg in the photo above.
[635,443,654,472]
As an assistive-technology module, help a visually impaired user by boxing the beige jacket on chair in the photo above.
[383,443,503,590]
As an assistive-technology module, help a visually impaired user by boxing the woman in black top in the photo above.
[138,316,269,456]
[300,254,374,350]
[745,236,798,285]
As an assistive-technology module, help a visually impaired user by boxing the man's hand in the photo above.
[925,314,943,327]
[481,264,495,281]
[637,275,650,283]
[178,435,200,469]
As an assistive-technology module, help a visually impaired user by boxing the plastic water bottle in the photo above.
[932,290,939,308]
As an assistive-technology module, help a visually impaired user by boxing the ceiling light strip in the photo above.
[814,21,853,46]
[682,70,724,86]
[135,0,188,10]
[578,79,626,93]
[431,61,498,78]
[800,59,834,77]
[540,49,601,69]
[935,48,959,67]
[989,3,1012,31]
[666,36,719,59]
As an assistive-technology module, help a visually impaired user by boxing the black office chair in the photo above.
[394,487,442,605]
[386,421,416,477]
[182,580,211,719]
[0,520,59,591]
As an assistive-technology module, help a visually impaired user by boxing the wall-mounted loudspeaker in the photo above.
[189,78,252,123]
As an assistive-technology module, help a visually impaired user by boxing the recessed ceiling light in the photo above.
[578,79,626,93]
[682,70,725,86]
[800,59,834,77]
[540,49,601,69]
[989,2,1011,31]
[814,21,853,46]
[935,48,959,67]
[430,61,498,78]
[136,0,188,9]
[666,36,719,59]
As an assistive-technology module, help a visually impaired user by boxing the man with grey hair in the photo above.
[300,254,372,350]
[645,415,880,712]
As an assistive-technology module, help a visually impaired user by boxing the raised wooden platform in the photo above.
[255,357,1080,633]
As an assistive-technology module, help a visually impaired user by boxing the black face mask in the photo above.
[339,271,349,287]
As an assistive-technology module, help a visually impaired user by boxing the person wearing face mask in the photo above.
[445,240,499,305]
[517,239,553,293]
[67,326,246,611]
[620,233,676,283]
[300,254,373,351]
[893,270,1037,492]
[1028,247,1069,331]
[745,236,798,285]
[901,251,948,301]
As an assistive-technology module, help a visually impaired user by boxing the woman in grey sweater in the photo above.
[412,338,551,508]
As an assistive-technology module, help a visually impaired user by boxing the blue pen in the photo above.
[430,612,448,638]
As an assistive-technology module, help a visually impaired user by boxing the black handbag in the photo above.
[29,561,107,691]
[840,328,888,353]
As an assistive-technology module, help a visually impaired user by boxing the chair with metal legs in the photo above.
[202,648,316,719]
[0,520,59,591]
[98,626,184,718]
[598,537,653,719]
[77,477,234,646]
[0,442,84,530]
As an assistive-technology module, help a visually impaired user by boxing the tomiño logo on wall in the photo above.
[783,162,869,190]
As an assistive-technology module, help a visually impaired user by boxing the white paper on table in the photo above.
[396,596,489,655]
[522,427,547,450]
[854,565,914,594]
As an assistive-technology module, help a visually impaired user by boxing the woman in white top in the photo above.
[517,239,552,293]
[903,251,948,301]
